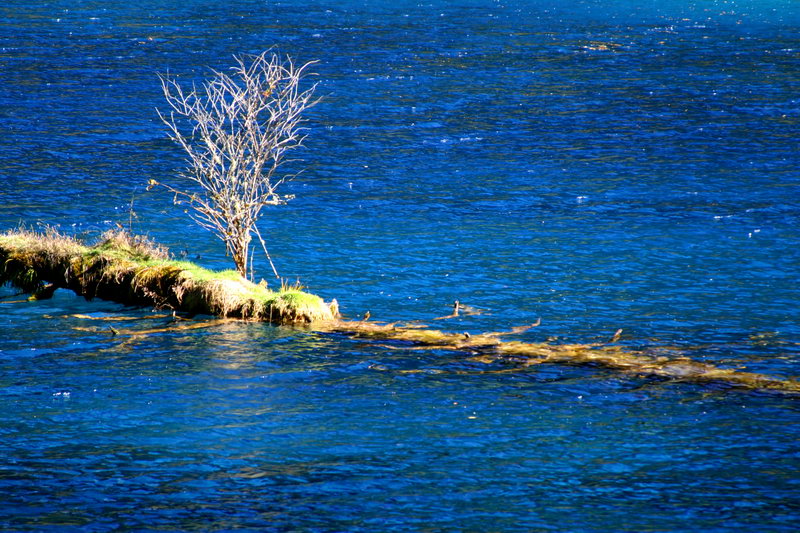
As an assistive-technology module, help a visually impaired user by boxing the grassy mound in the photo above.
[0,228,337,324]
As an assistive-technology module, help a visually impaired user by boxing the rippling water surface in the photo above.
[2,0,800,530]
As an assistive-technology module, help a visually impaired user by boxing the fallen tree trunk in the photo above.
[323,321,800,394]
[2,228,798,395]
[0,229,336,324]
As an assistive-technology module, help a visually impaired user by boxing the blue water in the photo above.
[2,0,800,530]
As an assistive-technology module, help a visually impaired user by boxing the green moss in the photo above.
[7,266,42,293]
[171,262,242,282]
[0,228,335,324]
[265,289,320,306]
[0,234,27,249]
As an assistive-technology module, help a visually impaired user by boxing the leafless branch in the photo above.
[153,50,319,278]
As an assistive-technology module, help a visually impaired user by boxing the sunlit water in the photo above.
[2,0,800,530]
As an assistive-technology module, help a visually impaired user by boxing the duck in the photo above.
[454,300,483,316]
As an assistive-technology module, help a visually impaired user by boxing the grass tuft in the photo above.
[0,227,335,324]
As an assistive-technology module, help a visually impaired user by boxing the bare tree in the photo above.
[150,50,318,279]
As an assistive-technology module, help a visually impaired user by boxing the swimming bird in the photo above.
[433,301,460,321]
[362,310,371,321]
[508,318,542,335]
[608,328,623,343]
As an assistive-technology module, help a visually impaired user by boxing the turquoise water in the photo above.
[2,0,800,530]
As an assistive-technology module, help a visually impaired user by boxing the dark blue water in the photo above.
[2,0,800,530]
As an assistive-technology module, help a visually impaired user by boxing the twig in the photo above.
[253,224,280,280]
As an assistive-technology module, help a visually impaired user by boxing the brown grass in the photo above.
[0,228,335,324]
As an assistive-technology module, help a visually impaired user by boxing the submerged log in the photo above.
[0,229,336,324]
[319,321,800,394]
[2,228,799,395]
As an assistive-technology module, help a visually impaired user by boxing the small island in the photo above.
[0,228,336,324]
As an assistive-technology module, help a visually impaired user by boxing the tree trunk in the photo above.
[231,234,250,278]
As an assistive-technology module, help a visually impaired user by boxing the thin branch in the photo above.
[154,51,317,277]
[253,223,280,280]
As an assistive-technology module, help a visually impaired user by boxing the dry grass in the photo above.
[0,227,85,292]
[95,229,170,261]
[0,227,335,324]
